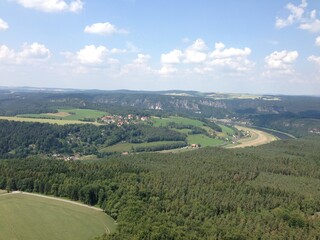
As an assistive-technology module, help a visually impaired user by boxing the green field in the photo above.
[17,108,108,121]
[0,193,116,240]
[187,134,224,147]
[101,141,185,153]
[218,124,235,135]
[152,116,205,127]
[0,116,101,125]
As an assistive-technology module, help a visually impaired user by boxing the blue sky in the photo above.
[0,0,320,95]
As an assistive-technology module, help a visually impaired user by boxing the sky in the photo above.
[0,0,320,95]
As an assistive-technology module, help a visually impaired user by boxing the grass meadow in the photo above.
[17,108,107,121]
[0,193,116,240]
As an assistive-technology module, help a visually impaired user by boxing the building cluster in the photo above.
[309,128,320,134]
[100,114,149,126]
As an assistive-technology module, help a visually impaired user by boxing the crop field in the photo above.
[101,141,185,153]
[17,108,108,121]
[0,192,116,240]
[152,116,205,127]
[187,134,224,147]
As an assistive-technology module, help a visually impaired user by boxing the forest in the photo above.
[0,120,186,158]
[1,136,320,239]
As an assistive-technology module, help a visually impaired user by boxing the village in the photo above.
[99,114,149,127]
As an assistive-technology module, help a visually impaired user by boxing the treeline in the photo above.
[0,120,186,157]
[129,125,186,143]
[134,141,187,152]
[1,137,320,239]
[167,121,208,135]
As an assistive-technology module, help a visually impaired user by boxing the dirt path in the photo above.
[227,125,277,148]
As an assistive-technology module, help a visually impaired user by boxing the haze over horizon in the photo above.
[0,0,320,95]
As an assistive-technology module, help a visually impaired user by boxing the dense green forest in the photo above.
[1,136,320,239]
[0,120,186,158]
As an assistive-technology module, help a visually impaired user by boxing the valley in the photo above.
[0,88,320,239]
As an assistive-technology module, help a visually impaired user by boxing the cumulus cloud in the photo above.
[0,42,51,64]
[299,18,320,32]
[160,49,183,64]
[14,0,84,13]
[184,38,207,63]
[264,50,299,75]
[0,45,15,61]
[0,18,9,31]
[308,55,320,66]
[121,54,155,76]
[76,45,108,65]
[62,44,131,70]
[208,43,254,72]
[159,39,254,75]
[210,43,251,59]
[316,36,320,46]
[276,0,307,28]
[84,22,128,35]
[19,43,51,60]
[158,64,177,75]
[276,0,320,33]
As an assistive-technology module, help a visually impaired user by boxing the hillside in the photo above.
[1,136,320,239]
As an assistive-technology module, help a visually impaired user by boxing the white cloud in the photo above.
[14,0,84,13]
[158,65,177,75]
[276,0,320,33]
[184,38,207,63]
[308,55,320,65]
[316,36,320,46]
[84,22,128,35]
[19,43,51,60]
[210,45,251,59]
[276,0,307,28]
[0,43,51,64]
[76,45,108,65]
[299,18,320,32]
[0,45,15,61]
[184,49,207,63]
[265,50,299,74]
[121,54,155,76]
[161,49,183,64]
[159,39,254,76]
[187,38,207,51]
[133,54,151,64]
[208,43,254,71]
[0,18,9,31]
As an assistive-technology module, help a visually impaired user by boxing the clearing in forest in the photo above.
[0,192,116,240]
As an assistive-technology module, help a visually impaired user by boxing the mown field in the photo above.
[17,108,108,121]
[0,116,97,125]
[0,193,116,240]
[187,134,225,147]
